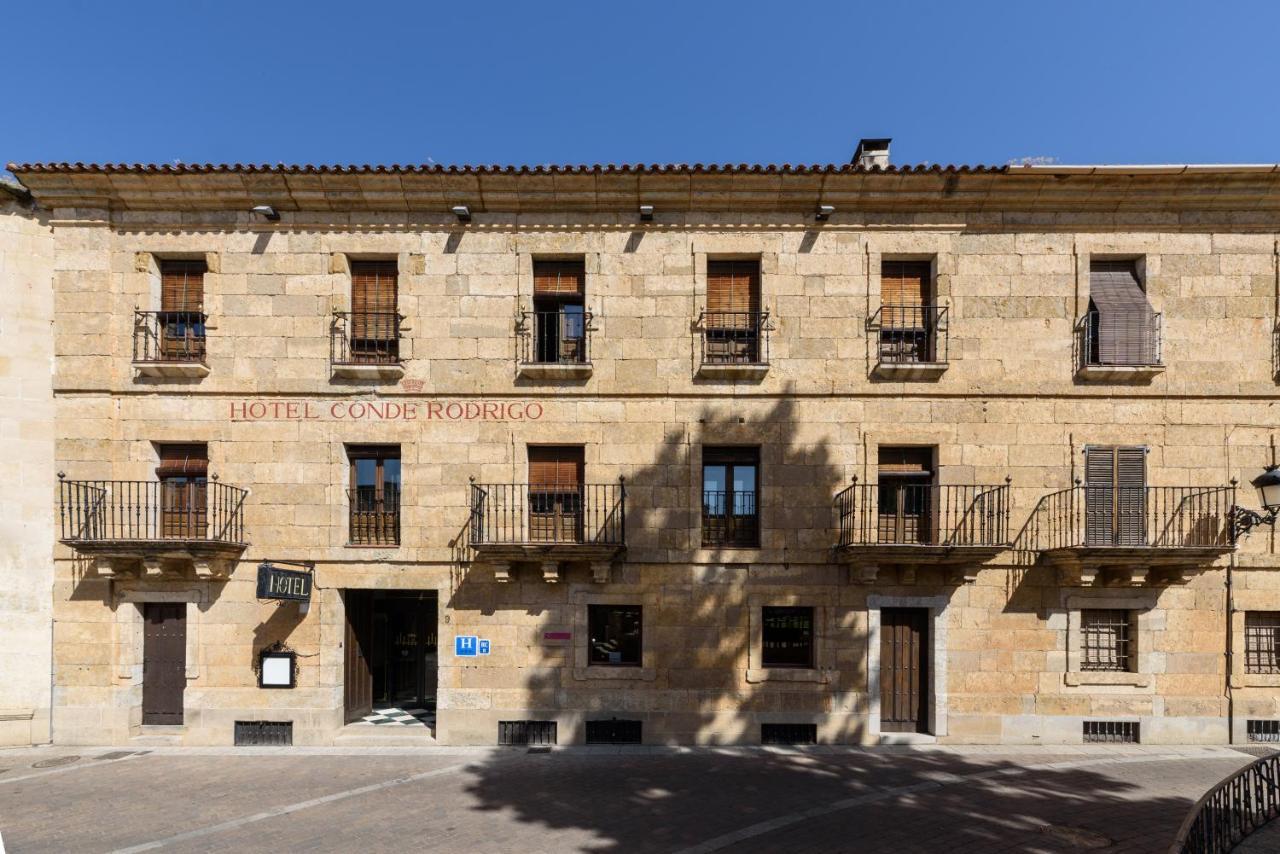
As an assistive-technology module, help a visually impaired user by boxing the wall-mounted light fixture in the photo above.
[639,204,654,222]
[1231,465,1280,539]
[451,205,472,223]
[815,204,835,222]
[251,205,280,221]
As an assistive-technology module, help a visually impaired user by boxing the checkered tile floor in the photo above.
[359,706,435,727]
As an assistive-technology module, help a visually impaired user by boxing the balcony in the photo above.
[516,309,593,380]
[1029,485,1234,584]
[132,311,209,378]
[869,304,949,380]
[1075,308,1164,382]
[833,481,1011,583]
[348,486,400,547]
[701,490,759,548]
[57,477,248,577]
[696,310,771,380]
[468,480,626,581]
[330,310,405,380]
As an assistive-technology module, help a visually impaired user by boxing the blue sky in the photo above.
[4,0,1278,169]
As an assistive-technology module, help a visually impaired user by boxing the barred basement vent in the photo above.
[234,720,293,746]
[498,720,557,747]
[761,723,818,745]
[1247,720,1280,743]
[1082,720,1139,743]
[585,718,642,745]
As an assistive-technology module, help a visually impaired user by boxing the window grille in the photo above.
[234,720,293,746]
[1245,612,1280,674]
[498,720,557,747]
[1083,721,1139,743]
[1081,609,1133,672]
[585,719,642,745]
[1247,720,1280,743]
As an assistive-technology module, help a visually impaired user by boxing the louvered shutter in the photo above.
[528,446,584,542]
[529,446,583,489]
[156,443,208,538]
[1084,447,1116,546]
[156,443,209,478]
[160,260,206,313]
[1090,261,1155,365]
[350,260,398,340]
[1084,446,1146,545]
[880,260,929,327]
[533,259,585,296]
[706,260,760,328]
[1115,447,1147,546]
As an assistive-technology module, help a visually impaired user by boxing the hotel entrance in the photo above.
[344,590,438,728]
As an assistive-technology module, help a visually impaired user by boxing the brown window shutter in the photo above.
[160,260,206,313]
[1089,260,1154,365]
[350,260,398,338]
[706,259,760,325]
[1084,446,1146,545]
[156,443,209,478]
[877,446,933,475]
[528,446,583,488]
[533,259,585,296]
[880,261,929,308]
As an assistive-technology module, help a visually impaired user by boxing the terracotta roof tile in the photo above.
[5,161,1009,176]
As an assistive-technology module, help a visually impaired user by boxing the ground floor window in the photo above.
[761,606,814,668]
[588,604,642,666]
[1080,609,1133,672]
[1245,611,1280,674]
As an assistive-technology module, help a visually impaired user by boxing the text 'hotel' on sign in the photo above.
[229,400,545,422]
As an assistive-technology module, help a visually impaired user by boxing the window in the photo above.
[879,260,936,364]
[528,446,584,542]
[156,443,208,538]
[877,446,934,544]
[702,447,759,547]
[530,259,587,365]
[1086,259,1159,366]
[348,445,400,545]
[587,605,642,666]
[704,259,763,364]
[1080,609,1133,672]
[762,606,814,668]
[157,259,207,362]
[1083,446,1147,546]
[348,260,399,364]
[1245,612,1280,674]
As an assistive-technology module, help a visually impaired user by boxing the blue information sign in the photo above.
[454,635,478,657]
[478,639,491,655]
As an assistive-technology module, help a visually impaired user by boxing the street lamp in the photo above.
[1231,465,1280,539]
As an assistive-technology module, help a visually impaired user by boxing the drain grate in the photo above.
[234,720,293,746]
[761,723,818,745]
[1083,720,1139,743]
[1248,720,1280,743]
[498,720,557,747]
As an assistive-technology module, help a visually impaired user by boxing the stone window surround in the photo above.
[571,589,657,681]
[746,592,834,684]
[134,250,222,317]
[865,240,952,309]
[1061,592,1159,690]
[112,584,208,730]
[1231,593,1280,689]
[328,251,419,323]
[866,594,949,739]
[1071,238,1163,319]
[690,440,764,557]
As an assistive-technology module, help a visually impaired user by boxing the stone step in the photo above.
[333,726,437,747]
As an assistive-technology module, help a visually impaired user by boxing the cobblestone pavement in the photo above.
[0,745,1258,853]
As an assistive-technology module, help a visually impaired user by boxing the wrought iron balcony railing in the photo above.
[331,310,403,366]
[698,310,771,366]
[1170,752,1280,854]
[1078,308,1162,368]
[1029,485,1232,551]
[519,310,592,365]
[834,481,1010,548]
[133,311,207,363]
[469,481,626,547]
[869,304,949,365]
[58,478,247,544]
[702,489,759,547]
[348,486,400,546]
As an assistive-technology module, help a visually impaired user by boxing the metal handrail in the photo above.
[58,478,248,544]
[1078,308,1163,368]
[347,485,400,545]
[702,489,759,547]
[834,481,1010,548]
[518,309,593,365]
[1170,753,1280,854]
[698,310,771,366]
[331,310,403,366]
[868,303,949,365]
[469,480,626,546]
[133,310,207,363]
[1030,485,1233,551]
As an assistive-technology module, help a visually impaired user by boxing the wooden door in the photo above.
[142,603,186,725]
[1084,446,1146,546]
[159,260,206,361]
[877,447,933,544]
[344,590,374,721]
[528,446,584,542]
[880,608,928,733]
[157,443,208,539]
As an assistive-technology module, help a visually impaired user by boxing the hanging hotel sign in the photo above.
[256,562,314,602]
[229,400,545,422]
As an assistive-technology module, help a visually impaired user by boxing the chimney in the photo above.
[853,138,891,169]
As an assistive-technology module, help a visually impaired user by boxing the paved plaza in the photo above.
[0,744,1266,853]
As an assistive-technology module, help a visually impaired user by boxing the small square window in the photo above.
[1080,609,1133,672]
[1245,612,1280,675]
[588,604,642,666]
[762,606,814,669]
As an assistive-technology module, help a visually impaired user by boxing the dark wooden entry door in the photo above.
[372,593,437,706]
[344,590,374,722]
[142,603,186,725]
[880,608,929,734]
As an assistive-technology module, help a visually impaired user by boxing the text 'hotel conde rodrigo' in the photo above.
[228,400,546,422]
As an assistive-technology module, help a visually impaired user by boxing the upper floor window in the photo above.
[702,446,759,547]
[878,260,944,365]
[762,606,814,668]
[877,446,935,544]
[1080,608,1134,672]
[703,259,767,366]
[136,260,207,364]
[1245,612,1280,675]
[156,442,208,538]
[1083,445,1147,546]
[1084,259,1160,367]
[528,445,585,542]
[588,604,642,666]
[338,260,400,366]
[527,259,588,365]
[348,444,400,545]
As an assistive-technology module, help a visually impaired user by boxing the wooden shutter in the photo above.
[880,260,929,308]
[533,259,585,296]
[528,446,583,488]
[1090,260,1154,365]
[877,447,933,475]
[156,443,209,478]
[160,260,206,313]
[1084,446,1146,545]
[706,259,760,325]
[351,260,398,340]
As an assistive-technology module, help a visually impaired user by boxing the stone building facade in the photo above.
[10,151,1280,747]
